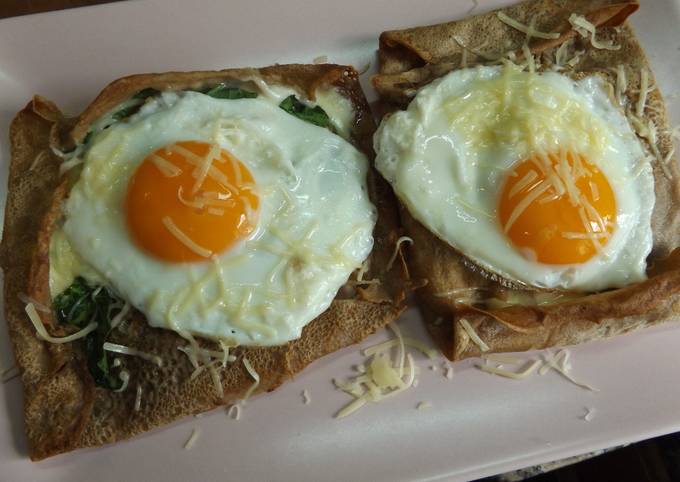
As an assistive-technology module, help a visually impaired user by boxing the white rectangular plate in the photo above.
[1,1,679,481]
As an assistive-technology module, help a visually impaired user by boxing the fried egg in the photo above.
[375,65,655,291]
[58,88,376,346]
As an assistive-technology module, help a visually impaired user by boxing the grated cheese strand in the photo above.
[162,216,213,258]
[177,186,206,210]
[134,383,142,411]
[191,143,220,194]
[539,349,599,391]
[416,401,432,410]
[208,361,224,399]
[551,364,599,392]
[615,64,627,106]
[183,428,200,450]
[388,323,406,378]
[335,394,369,419]
[554,41,570,69]
[582,407,595,422]
[497,12,560,40]
[242,357,260,402]
[636,69,650,117]
[385,236,413,272]
[26,303,97,343]
[459,318,490,352]
[113,370,130,392]
[302,389,311,405]
[568,14,620,51]
[110,302,131,329]
[539,350,567,375]
[59,157,84,175]
[227,403,242,420]
[503,180,551,232]
[509,170,538,198]
[150,154,182,177]
[522,44,535,73]
[477,359,541,379]
[103,342,163,367]
[589,180,600,202]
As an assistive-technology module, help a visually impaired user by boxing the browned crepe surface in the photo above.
[1,64,407,460]
[373,0,680,360]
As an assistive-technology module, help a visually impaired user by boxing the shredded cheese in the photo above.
[628,113,671,178]
[191,143,220,194]
[453,37,499,62]
[335,395,369,419]
[302,389,311,405]
[183,428,200,450]
[110,302,131,329]
[227,403,242,420]
[509,170,538,198]
[503,180,551,232]
[542,350,599,391]
[113,370,130,392]
[134,383,142,411]
[334,329,422,419]
[242,357,260,401]
[416,401,432,410]
[103,342,163,367]
[388,323,406,378]
[385,236,413,272]
[26,303,97,343]
[150,154,182,177]
[615,64,627,106]
[59,157,84,175]
[568,14,620,51]
[477,359,541,379]
[636,69,650,117]
[162,216,213,258]
[478,349,599,391]
[553,41,570,70]
[177,186,207,209]
[582,407,595,422]
[459,318,490,352]
[497,12,560,40]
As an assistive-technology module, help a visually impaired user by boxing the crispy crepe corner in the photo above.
[372,0,680,360]
[1,64,407,460]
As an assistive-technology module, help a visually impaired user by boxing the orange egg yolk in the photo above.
[497,152,616,265]
[125,140,259,263]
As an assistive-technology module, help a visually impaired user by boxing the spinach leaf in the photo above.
[133,88,160,100]
[279,95,332,129]
[202,84,258,99]
[112,104,142,122]
[111,88,160,121]
[54,277,125,390]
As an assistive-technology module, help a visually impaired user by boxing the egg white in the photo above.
[61,90,376,346]
[375,65,655,291]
